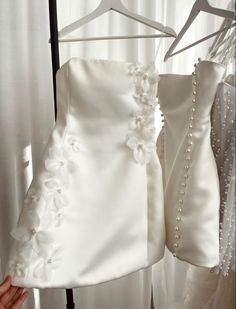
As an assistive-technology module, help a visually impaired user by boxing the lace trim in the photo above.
[8,135,81,280]
[126,62,159,165]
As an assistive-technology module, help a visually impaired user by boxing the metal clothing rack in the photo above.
[48,0,75,308]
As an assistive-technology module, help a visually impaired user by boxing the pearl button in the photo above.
[173,253,177,257]
[171,61,200,252]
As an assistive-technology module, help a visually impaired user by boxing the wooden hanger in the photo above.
[164,0,235,61]
[57,0,176,42]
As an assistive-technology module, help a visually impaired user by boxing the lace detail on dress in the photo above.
[126,62,159,165]
[8,135,81,280]
[211,81,236,276]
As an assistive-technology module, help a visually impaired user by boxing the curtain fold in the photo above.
[0,1,232,308]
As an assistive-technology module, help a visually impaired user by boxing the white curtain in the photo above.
[0,1,232,309]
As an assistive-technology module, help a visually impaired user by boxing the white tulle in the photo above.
[211,78,236,276]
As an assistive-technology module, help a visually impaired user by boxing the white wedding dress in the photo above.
[183,75,235,309]
[156,59,225,267]
[5,57,165,288]
[182,26,235,308]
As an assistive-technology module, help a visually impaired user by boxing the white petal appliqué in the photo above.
[8,256,29,278]
[126,62,159,164]
[10,210,40,242]
[24,188,41,210]
[9,134,83,280]
[33,246,62,280]
[45,146,78,176]
[66,136,81,152]
[133,141,154,165]
[44,178,69,211]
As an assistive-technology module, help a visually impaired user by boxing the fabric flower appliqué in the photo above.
[23,188,42,210]
[45,146,77,176]
[10,210,54,255]
[8,134,82,280]
[126,61,159,164]
[126,136,155,165]
[8,256,29,278]
[33,246,62,280]
[44,178,69,211]
[66,136,81,152]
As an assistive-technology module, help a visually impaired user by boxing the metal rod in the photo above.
[48,1,75,308]
[66,289,75,309]
[48,0,60,119]
[150,285,155,309]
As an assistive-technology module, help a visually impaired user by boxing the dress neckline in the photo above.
[159,59,226,77]
[58,56,158,76]
[59,57,226,77]
[61,56,156,67]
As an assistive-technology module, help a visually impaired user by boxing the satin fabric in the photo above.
[5,57,165,288]
[183,78,236,309]
[157,60,225,267]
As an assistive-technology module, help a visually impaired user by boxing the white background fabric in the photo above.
[0,1,233,308]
